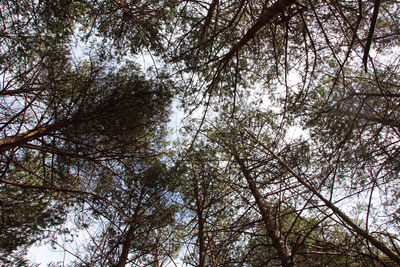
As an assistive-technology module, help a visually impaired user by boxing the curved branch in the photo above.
[363,0,381,72]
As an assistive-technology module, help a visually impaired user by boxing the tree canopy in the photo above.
[1,0,400,266]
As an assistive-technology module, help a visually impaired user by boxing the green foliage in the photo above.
[74,158,181,266]
[242,210,376,266]
[0,153,69,262]
[1,0,400,265]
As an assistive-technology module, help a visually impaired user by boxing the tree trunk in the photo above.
[194,179,207,267]
[114,223,136,267]
[233,152,294,267]
[243,128,400,265]
[114,193,144,267]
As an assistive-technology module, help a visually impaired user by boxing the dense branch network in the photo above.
[1,0,400,266]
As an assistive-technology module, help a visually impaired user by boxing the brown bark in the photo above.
[0,89,162,152]
[216,0,297,74]
[242,125,400,265]
[233,152,294,267]
[194,177,206,267]
[114,223,136,267]
[0,117,74,152]
[114,194,143,267]
[197,207,206,267]
[363,0,381,72]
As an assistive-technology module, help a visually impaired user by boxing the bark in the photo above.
[114,194,143,267]
[242,125,400,265]
[363,0,381,72]
[233,152,294,267]
[0,117,76,152]
[114,223,136,267]
[0,90,161,152]
[216,0,297,75]
[197,207,206,267]
[194,178,207,267]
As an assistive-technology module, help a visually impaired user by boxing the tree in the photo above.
[0,153,69,265]
[168,0,400,265]
[2,0,400,265]
[62,159,180,267]
[181,104,399,266]
[1,0,175,263]
[180,142,247,266]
